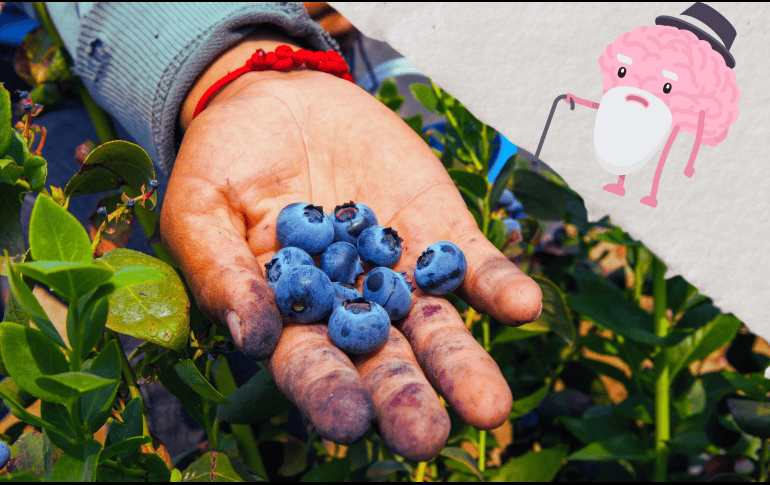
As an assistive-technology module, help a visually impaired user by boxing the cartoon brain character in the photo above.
[561,2,739,208]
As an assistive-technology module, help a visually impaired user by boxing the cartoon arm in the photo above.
[684,110,706,178]
[564,93,600,109]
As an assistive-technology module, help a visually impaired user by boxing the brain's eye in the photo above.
[618,67,627,78]
[663,83,672,94]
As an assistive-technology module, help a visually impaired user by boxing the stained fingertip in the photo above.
[306,377,376,445]
[226,279,283,360]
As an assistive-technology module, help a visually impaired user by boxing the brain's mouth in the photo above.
[625,94,649,108]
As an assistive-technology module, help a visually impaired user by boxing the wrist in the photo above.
[180,32,307,131]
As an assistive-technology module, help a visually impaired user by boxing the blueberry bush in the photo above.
[0,6,769,480]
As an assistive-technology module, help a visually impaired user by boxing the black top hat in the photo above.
[656,2,736,69]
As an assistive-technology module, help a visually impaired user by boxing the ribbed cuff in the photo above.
[74,2,339,174]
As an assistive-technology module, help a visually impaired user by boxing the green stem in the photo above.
[478,430,487,474]
[33,2,119,144]
[108,330,153,450]
[760,438,768,482]
[633,246,644,305]
[652,257,669,482]
[69,399,86,441]
[414,461,428,482]
[210,357,268,478]
[464,307,477,330]
[431,81,483,171]
[481,316,491,353]
[100,459,148,479]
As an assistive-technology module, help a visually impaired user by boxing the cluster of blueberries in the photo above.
[0,441,8,470]
[267,202,468,355]
[498,189,528,235]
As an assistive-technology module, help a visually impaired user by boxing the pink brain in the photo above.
[599,25,739,146]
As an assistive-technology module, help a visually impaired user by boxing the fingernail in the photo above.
[226,311,241,342]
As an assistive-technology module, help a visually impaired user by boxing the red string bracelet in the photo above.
[193,44,355,119]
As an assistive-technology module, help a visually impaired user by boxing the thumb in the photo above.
[160,181,281,360]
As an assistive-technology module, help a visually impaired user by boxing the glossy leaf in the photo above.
[0,84,10,156]
[28,195,92,264]
[80,340,121,433]
[667,313,742,380]
[488,445,568,482]
[440,447,482,481]
[447,169,488,199]
[491,324,548,345]
[174,360,229,405]
[39,400,78,441]
[98,436,151,464]
[509,385,548,420]
[216,368,294,424]
[726,399,770,439]
[487,219,507,250]
[35,371,116,401]
[44,439,101,482]
[145,453,173,482]
[16,261,113,302]
[182,451,260,482]
[300,457,351,482]
[107,397,143,462]
[23,155,47,192]
[0,158,24,185]
[6,257,66,348]
[567,268,661,345]
[489,155,516,207]
[99,249,190,351]
[531,275,574,347]
[0,386,57,433]
[0,322,69,403]
[4,132,29,169]
[75,294,109,361]
[64,140,155,199]
[409,83,440,114]
[0,183,27,260]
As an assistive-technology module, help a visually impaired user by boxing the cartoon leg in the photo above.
[641,126,681,208]
[684,110,705,178]
[603,175,626,196]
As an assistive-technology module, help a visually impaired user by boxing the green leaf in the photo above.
[721,371,770,401]
[182,451,261,482]
[615,396,654,424]
[145,453,172,482]
[726,399,770,439]
[80,340,121,433]
[0,84,11,156]
[300,457,351,481]
[75,294,109,361]
[561,416,627,445]
[106,397,143,462]
[666,275,704,315]
[16,261,113,302]
[667,313,742,380]
[512,170,566,221]
[567,268,661,345]
[44,439,101,482]
[440,447,482,481]
[378,79,398,98]
[98,436,151,463]
[409,83,440,114]
[6,430,46,478]
[0,387,58,434]
[486,219,507,250]
[4,132,29,170]
[530,275,575,347]
[174,360,229,405]
[216,368,294,424]
[489,155,516,208]
[580,334,620,356]
[509,385,548,419]
[99,249,190,351]
[6,257,66,348]
[40,401,78,441]
[593,227,641,247]
[0,158,24,185]
[491,324,548,345]
[447,169,488,199]
[0,183,27,260]
[23,155,47,192]
[365,460,412,479]
[28,195,92,264]
[35,372,116,401]
[402,113,424,138]
[0,473,43,482]
[63,140,156,201]
[157,363,205,427]
[488,445,568,482]
[0,322,69,403]
[568,434,652,462]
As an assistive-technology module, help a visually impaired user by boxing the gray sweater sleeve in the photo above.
[46,2,339,175]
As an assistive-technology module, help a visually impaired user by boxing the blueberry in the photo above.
[125,198,135,208]
[505,198,524,218]
[274,265,334,323]
[497,189,514,208]
[331,282,363,309]
[320,242,364,284]
[96,206,107,216]
[149,179,160,189]
[332,202,378,245]
[276,203,335,255]
[518,411,539,431]
[328,298,391,354]
[502,218,522,235]
[414,241,467,295]
[223,341,235,352]
[357,226,403,268]
[363,267,412,321]
[207,351,219,361]
[264,247,315,289]
[0,441,8,470]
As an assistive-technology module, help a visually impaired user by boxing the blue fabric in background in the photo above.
[0,3,38,46]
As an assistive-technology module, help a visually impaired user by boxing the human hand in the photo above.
[162,34,542,460]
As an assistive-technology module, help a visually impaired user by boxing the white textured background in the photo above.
[330,2,770,341]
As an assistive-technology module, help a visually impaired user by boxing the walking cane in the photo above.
[532,94,575,167]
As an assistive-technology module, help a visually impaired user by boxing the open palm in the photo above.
[161,70,542,460]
